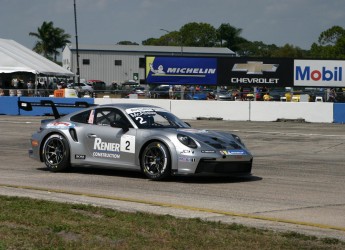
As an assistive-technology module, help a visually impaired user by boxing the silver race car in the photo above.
[20,101,253,180]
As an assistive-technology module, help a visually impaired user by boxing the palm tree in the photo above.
[29,21,71,61]
[51,27,71,61]
[217,23,247,52]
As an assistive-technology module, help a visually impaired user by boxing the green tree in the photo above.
[179,22,217,47]
[237,41,279,57]
[142,31,181,46]
[217,23,247,52]
[142,37,160,45]
[309,26,345,59]
[29,21,70,61]
[29,21,55,57]
[271,44,306,58]
[51,27,71,61]
[117,41,139,45]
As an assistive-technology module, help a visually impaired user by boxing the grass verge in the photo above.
[0,195,344,249]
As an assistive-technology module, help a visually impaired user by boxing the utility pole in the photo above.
[73,0,80,86]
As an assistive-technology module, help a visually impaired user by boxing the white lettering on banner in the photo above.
[93,138,120,152]
[231,78,279,84]
[167,68,216,74]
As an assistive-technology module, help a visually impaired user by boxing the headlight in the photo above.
[233,134,245,146]
[177,134,197,148]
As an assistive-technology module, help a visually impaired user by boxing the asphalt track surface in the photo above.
[0,116,345,240]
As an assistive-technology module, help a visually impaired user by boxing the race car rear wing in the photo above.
[18,100,95,119]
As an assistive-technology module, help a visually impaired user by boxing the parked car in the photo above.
[19,101,253,180]
[87,80,106,92]
[132,87,146,96]
[216,90,236,101]
[148,85,170,98]
[67,82,94,95]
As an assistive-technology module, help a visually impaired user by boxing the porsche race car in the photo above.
[19,101,253,180]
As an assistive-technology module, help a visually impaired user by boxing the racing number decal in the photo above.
[120,135,135,153]
[135,116,147,124]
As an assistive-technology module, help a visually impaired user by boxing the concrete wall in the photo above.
[0,96,343,124]
[95,98,336,123]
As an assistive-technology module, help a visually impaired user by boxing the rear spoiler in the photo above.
[18,100,96,119]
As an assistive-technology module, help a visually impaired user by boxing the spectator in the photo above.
[27,80,33,96]
[169,85,174,99]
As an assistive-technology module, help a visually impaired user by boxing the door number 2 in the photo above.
[120,135,135,153]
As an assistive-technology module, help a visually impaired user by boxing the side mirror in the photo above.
[111,120,129,132]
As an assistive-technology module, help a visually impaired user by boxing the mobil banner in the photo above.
[294,60,345,87]
[145,56,217,85]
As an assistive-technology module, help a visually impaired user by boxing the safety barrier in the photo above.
[0,97,344,123]
[0,97,94,116]
[334,103,345,124]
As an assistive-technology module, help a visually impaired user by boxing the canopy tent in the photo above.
[0,38,74,76]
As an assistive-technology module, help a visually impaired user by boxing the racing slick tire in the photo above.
[42,134,70,172]
[141,141,171,180]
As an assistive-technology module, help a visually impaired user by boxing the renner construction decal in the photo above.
[294,60,345,87]
[146,56,217,85]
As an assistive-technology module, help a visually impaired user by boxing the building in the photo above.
[62,44,235,86]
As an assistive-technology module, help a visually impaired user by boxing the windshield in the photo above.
[125,107,190,129]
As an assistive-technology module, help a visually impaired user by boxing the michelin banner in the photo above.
[146,56,217,85]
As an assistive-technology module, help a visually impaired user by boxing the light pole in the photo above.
[160,29,183,55]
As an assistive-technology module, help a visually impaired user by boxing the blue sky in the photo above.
[1,0,344,50]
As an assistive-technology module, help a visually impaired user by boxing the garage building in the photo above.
[62,44,235,86]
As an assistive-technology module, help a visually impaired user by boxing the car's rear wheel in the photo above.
[141,141,171,180]
[42,134,70,172]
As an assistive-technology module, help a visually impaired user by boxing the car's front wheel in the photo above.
[141,141,171,180]
[42,134,70,172]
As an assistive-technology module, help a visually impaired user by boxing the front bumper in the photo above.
[195,158,252,174]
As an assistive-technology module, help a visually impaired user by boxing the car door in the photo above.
[78,107,138,169]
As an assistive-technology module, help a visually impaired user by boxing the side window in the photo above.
[94,108,132,127]
[70,110,92,124]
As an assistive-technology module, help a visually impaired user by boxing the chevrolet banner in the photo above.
[217,57,294,87]
[146,56,217,85]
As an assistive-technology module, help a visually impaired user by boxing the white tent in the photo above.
[0,38,74,76]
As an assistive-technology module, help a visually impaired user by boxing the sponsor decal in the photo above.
[232,61,278,75]
[94,138,120,152]
[93,152,120,159]
[93,137,121,159]
[294,60,345,87]
[75,154,86,159]
[146,56,217,85]
[231,61,279,85]
[46,122,75,129]
[218,57,294,87]
[92,136,136,159]
[231,78,279,84]
[178,156,196,163]
[201,150,216,153]
[126,107,165,117]
[220,149,247,156]
[88,110,95,124]
[180,149,194,155]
